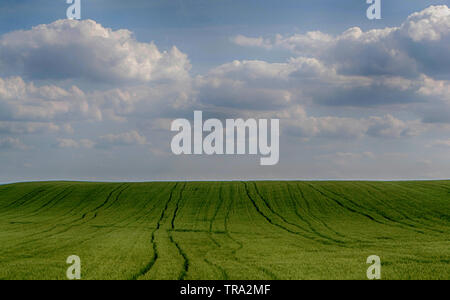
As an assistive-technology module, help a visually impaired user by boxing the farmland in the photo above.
[0,181,449,280]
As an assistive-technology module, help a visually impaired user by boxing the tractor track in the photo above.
[131,182,179,280]
[169,182,190,280]
[223,185,278,280]
[242,182,329,246]
[284,183,349,245]
[316,184,429,234]
[361,182,447,234]
[292,183,349,239]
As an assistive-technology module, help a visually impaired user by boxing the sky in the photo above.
[0,0,449,182]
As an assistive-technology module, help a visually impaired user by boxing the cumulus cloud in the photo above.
[0,19,191,83]
[210,6,450,113]
[196,76,293,111]
[233,5,450,79]
[366,115,425,138]
[281,106,426,139]
[196,56,433,109]
[195,58,332,110]
[0,76,100,122]
[0,74,195,137]
[415,76,450,123]
[0,20,195,134]
[90,81,194,121]
[401,5,450,42]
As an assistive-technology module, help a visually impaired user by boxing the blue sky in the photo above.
[0,0,449,182]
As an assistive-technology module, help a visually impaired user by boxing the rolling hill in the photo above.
[0,181,449,280]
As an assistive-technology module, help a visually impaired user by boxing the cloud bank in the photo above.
[0,5,449,180]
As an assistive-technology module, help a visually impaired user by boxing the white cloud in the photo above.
[233,5,450,79]
[0,19,191,83]
[196,56,433,109]
[0,76,100,122]
[282,106,426,139]
[366,115,425,138]
[401,5,450,42]
[90,82,194,121]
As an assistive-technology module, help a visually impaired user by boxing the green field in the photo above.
[0,181,449,280]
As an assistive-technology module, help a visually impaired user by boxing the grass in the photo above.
[0,181,449,280]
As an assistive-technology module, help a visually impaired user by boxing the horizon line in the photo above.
[1,178,450,185]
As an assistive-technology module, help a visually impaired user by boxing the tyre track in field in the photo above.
[308,184,427,234]
[253,182,322,235]
[4,201,157,264]
[92,185,130,220]
[82,184,127,220]
[0,186,74,233]
[26,187,74,216]
[19,186,173,266]
[319,184,432,234]
[307,184,385,225]
[1,184,149,260]
[223,185,278,280]
[291,183,349,240]
[39,185,112,223]
[208,184,224,248]
[3,189,45,208]
[8,184,128,248]
[385,182,450,226]
[0,185,95,241]
[1,188,50,211]
[204,258,228,280]
[61,185,182,261]
[0,185,110,242]
[168,182,190,280]
[170,182,187,230]
[283,183,349,245]
[203,184,227,279]
[224,187,243,254]
[242,182,330,247]
[362,183,447,233]
[246,182,341,246]
[131,182,179,280]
